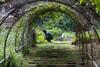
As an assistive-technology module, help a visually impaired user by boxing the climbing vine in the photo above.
[80,0,100,13]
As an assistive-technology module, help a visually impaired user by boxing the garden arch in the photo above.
[0,0,99,67]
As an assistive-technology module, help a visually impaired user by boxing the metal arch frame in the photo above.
[76,29,99,67]
[0,0,99,67]
[0,0,90,26]
[0,2,88,67]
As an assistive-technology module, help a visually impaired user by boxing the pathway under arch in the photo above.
[0,1,99,67]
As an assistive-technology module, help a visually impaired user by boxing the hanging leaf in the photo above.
[80,0,86,4]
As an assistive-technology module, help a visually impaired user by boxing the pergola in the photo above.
[0,0,100,67]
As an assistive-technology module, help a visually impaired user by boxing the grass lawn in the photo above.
[36,41,77,50]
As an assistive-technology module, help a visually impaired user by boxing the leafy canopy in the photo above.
[80,0,100,13]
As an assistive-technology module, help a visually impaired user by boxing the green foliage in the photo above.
[0,28,9,60]
[0,27,24,66]
[0,46,4,60]
[34,12,75,40]
[80,0,86,4]
[40,12,75,32]
[0,2,81,66]
[91,0,100,13]
[36,29,45,43]
[48,28,62,39]
[9,48,23,67]
[80,0,100,13]
[37,43,77,50]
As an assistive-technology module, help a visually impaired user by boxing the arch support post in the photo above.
[81,31,86,65]
[88,30,94,67]
[83,31,89,66]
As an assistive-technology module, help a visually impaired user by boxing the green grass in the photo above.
[0,28,23,67]
[36,42,77,50]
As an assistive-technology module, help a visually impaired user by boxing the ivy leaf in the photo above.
[80,0,86,4]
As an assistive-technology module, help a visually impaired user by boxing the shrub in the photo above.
[36,30,45,43]
[9,48,23,67]
[48,27,63,39]
[0,28,24,67]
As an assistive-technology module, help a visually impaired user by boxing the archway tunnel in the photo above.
[0,1,100,67]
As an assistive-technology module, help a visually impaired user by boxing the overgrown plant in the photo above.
[9,48,23,67]
[0,27,24,67]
